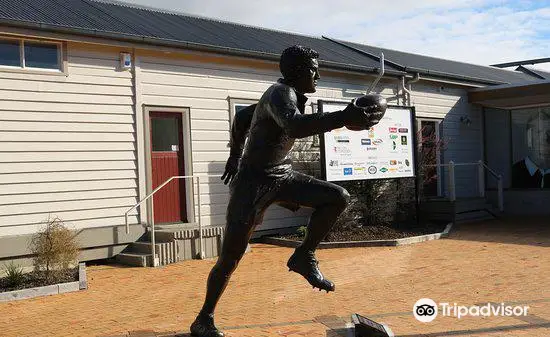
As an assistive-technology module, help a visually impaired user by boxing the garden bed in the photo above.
[277,221,448,242]
[0,263,87,302]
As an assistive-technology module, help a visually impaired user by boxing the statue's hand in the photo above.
[221,155,240,185]
[343,94,387,131]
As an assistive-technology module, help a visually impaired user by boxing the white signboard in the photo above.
[320,101,415,182]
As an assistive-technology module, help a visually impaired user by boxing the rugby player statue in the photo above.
[190,45,387,337]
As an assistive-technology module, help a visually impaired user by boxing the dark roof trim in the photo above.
[468,80,550,109]
[322,35,407,71]
[0,18,408,77]
[322,36,506,86]
[491,57,550,68]
[515,66,549,80]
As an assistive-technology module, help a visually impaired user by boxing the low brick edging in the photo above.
[261,223,453,249]
[0,262,87,302]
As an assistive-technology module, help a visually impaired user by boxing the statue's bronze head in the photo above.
[280,45,320,94]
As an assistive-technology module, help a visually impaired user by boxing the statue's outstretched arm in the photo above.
[270,88,349,139]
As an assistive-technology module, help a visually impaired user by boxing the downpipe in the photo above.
[401,73,420,106]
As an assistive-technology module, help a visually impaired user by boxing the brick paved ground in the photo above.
[0,216,548,337]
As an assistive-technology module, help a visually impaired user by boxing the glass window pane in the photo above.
[511,108,550,188]
[24,42,59,69]
[235,104,249,113]
[152,117,180,151]
[0,40,21,67]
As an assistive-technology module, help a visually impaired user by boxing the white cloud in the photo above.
[120,0,550,70]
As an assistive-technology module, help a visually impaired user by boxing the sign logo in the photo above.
[361,139,372,145]
[405,159,410,167]
[373,139,383,145]
[329,160,339,167]
[399,128,409,133]
[380,167,388,173]
[368,166,377,174]
[401,136,408,145]
[343,168,353,175]
[389,134,399,140]
[389,127,398,133]
[390,160,397,165]
[335,135,350,143]
[392,141,397,150]
[414,298,438,323]
[333,146,351,154]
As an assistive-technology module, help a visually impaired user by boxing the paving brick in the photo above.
[0,216,548,336]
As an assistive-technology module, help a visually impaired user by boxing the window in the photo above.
[511,107,550,189]
[0,38,62,71]
[0,40,20,67]
[228,98,258,125]
[417,118,443,197]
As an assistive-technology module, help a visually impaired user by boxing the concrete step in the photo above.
[130,241,155,254]
[454,197,488,213]
[455,210,495,223]
[115,252,151,267]
[126,241,179,265]
[147,225,225,242]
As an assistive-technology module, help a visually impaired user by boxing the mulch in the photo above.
[276,221,448,242]
[0,268,78,293]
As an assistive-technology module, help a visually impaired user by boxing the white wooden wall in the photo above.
[0,39,483,239]
[138,55,405,232]
[0,43,139,236]
[411,82,483,197]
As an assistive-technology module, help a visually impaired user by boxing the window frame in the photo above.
[0,36,66,74]
[228,97,258,126]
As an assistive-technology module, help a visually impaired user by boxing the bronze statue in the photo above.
[190,45,387,337]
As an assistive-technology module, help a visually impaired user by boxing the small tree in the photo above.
[29,217,80,282]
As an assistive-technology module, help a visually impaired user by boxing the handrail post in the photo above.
[478,160,485,198]
[150,196,158,267]
[498,174,504,212]
[197,176,204,259]
[448,161,456,201]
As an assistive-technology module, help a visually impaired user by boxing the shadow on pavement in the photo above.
[446,216,549,247]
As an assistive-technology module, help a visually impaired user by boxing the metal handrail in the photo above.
[124,174,222,267]
[424,160,503,211]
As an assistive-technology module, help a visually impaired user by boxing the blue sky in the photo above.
[121,0,550,71]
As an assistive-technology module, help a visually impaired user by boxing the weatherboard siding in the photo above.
[0,43,139,236]
[139,54,399,231]
[0,38,482,239]
[411,83,483,197]
[139,54,305,231]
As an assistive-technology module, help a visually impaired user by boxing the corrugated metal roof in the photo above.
[0,0,401,74]
[325,37,536,85]
[0,0,541,84]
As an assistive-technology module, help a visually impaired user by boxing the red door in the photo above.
[150,112,187,224]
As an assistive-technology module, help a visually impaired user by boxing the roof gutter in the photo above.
[402,66,507,86]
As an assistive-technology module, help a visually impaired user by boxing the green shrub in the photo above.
[2,262,24,288]
[29,217,80,283]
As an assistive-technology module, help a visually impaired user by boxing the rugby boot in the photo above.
[287,249,335,292]
[190,313,224,337]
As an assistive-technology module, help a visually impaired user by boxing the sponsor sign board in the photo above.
[320,102,416,182]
